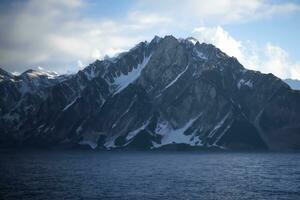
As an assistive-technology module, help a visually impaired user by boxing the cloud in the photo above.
[263,43,300,79]
[0,0,299,75]
[192,26,243,59]
[135,0,300,24]
[192,26,300,79]
[0,0,172,74]
[77,60,84,69]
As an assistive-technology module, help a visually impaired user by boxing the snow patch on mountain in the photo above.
[78,131,102,149]
[213,123,232,146]
[163,65,189,91]
[126,121,149,141]
[63,97,79,111]
[193,48,208,60]
[208,113,231,138]
[186,37,198,45]
[104,136,118,149]
[114,54,151,94]
[112,98,136,128]
[238,79,253,89]
[79,140,98,149]
[153,114,202,147]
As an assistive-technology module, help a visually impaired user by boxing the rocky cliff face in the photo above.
[1,35,300,150]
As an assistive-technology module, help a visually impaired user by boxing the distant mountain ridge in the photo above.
[285,79,300,90]
[1,35,300,150]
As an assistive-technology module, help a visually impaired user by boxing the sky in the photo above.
[0,0,300,79]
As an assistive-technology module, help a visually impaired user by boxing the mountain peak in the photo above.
[151,35,162,44]
[20,68,58,79]
[1,35,300,151]
[150,35,188,45]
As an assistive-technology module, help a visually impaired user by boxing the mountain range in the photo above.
[1,35,300,150]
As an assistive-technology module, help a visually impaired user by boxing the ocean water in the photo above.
[0,150,300,200]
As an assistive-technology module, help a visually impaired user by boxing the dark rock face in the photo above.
[1,35,300,150]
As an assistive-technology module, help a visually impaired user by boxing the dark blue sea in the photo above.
[1,150,300,200]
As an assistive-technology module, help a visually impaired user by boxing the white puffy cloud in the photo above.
[192,26,243,59]
[0,0,299,75]
[135,0,300,24]
[192,26,300,79]
[263,43,300,79]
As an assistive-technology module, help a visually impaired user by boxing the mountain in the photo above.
[1,35,300,150]
[285,79,300,90]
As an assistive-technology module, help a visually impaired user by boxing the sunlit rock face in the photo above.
[1,35,300,150]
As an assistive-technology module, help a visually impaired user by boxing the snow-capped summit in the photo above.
[21,67,58,79]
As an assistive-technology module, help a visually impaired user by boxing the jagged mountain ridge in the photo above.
[1,35,300,150]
